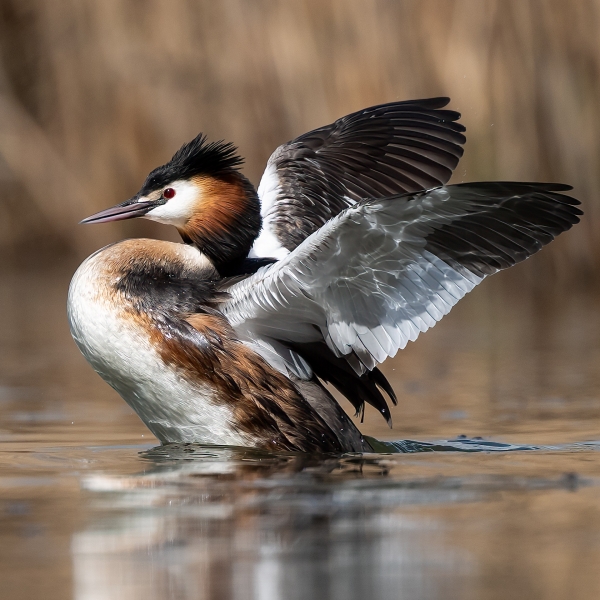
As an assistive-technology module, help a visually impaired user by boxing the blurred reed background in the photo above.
[0,0,597,285]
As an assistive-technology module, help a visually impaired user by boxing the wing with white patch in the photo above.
[225,182,581,372]
[251,97,466,259]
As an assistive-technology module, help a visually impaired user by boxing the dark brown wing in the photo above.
[251,97,466,258]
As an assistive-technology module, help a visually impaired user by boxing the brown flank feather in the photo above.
[153,312,345,452]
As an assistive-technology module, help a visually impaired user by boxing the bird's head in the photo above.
[82,134,261,273]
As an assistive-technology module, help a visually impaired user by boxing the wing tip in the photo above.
[411,96,451,109]
[451,181,578,203]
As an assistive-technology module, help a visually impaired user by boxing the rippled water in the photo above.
[1,262,600,600]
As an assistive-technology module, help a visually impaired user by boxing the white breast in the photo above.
[67,250,256,446]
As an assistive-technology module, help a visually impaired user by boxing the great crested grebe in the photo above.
[69,98,581,452]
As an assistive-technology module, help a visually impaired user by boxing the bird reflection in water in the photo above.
[72,445,473,600]
[71,443,584,600]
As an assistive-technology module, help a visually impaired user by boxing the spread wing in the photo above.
[224,182,581,375]
[250,97,466,259]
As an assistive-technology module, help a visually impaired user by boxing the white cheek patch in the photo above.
[144,180,200,227]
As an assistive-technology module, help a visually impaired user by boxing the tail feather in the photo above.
[289,342,396,426]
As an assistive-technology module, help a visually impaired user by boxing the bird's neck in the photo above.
[177,173,262,276]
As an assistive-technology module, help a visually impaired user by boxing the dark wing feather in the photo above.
[252,98,466,257]
[288,341,398,425]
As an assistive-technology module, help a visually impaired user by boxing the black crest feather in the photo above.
[141,134,244,193]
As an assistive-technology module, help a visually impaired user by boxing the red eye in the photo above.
[163,187,176,199]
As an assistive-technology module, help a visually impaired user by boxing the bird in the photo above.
[68,98,582,453]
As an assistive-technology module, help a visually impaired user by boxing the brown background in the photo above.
[0,0,597,288]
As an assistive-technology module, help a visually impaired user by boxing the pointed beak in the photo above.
[80,199,158,224]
